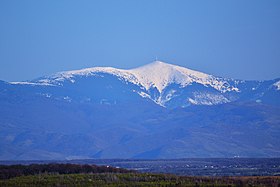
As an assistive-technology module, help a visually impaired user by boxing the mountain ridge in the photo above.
[9,61,280,108]
[1,61,280,159]
[13,61,239,92]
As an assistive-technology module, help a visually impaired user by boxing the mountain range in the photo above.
[0,61,279,160]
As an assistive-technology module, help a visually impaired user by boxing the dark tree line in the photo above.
[0,163,134,179]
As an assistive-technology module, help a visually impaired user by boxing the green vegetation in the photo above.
[0,164,133,180]
[0,173,279,187]
[0,164,279,186]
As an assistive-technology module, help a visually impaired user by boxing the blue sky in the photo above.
[0,0,279,81]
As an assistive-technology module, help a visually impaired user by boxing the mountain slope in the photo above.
[129,61,238,93]
[33,61,238,93]
[1,61,280,159]
[11,61,279,108]
[0,92,279,159]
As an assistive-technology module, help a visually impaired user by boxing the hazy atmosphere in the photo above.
[0,0,280,81]
[1,1,280,185]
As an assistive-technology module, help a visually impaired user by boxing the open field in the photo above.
[0,173,279,187]
[0,163,279,186]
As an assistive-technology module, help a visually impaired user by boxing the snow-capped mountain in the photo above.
[12,60,279,108]
[130,61,239,93]
[1,61,280,160]
[274,80,280,90]
[34,61,238,92]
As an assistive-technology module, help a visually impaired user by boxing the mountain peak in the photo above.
[149,60,169,66]
[33,61,239,94]
[151,60,165,64]
[129,61,214,93]
[134,60,178,70]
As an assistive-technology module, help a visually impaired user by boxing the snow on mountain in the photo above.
[274,80,280,90]
[4,61,280,108]
[10,81,53,86]
[188,92,230,105]
[130,61,238,93]
[37,67,140,86]
[36,61,239,93]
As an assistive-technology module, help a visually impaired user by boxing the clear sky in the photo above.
[0,0,279,81]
